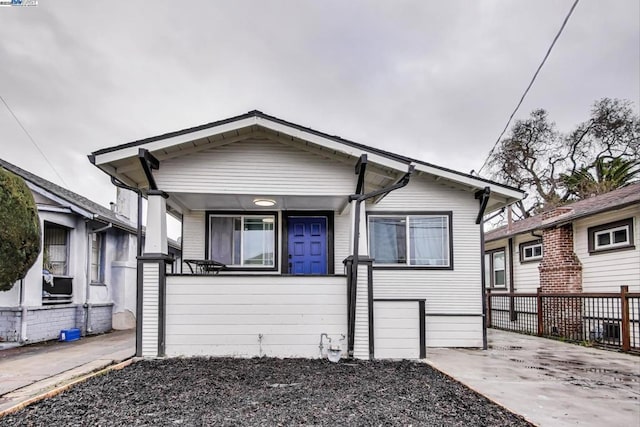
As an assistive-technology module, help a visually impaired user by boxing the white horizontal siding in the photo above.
[142,263,159,357]
[367,177,483,347]
[165,275,347,358]
[574,206,640,293]
[181,211,205,273]
[334,212,351,272]
[425,316,483,347]
[374,301,420,359]
[155,138,356,195]
[487,236,541,293]
[353,264,371,359]
[369,176,475,211]
[513,234,541,293]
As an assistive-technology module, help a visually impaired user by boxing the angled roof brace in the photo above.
[138,148,160,190]
[475,187,491,225]
[354,154,368,195]
[346,163,415,356]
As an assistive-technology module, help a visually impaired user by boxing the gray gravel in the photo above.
[0,358,532,426]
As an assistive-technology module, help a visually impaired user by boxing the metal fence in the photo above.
[487,286,640,353]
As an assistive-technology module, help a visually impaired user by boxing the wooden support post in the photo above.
[536,287,543,337]
[486,289,492,328]
[621,285,630,352]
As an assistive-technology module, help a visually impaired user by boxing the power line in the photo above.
[0,94,69,187]
[477,0,580,175]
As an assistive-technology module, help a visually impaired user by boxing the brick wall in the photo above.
[539,224,583,293]
[538,217,584,338]
[87,304,113,334]
[26,306,80,342]
[0,303,113,343]
[0,309,20,342]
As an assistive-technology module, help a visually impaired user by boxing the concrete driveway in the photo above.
[426,329,640,427]
[0,329,134,413]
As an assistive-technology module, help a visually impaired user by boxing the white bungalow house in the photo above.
[0,159,181,345]
[89,111,523,360]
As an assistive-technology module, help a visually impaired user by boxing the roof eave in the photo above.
[544,198,640,229]
[26,182,95,220]
[89,111,525,202]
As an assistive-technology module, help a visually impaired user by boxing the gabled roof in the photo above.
[486,182,640,242]
[89,110,524,212]
[0,158,136,233]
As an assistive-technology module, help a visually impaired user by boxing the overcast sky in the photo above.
[0,0,638,238]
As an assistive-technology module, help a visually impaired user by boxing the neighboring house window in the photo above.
[588,218,635,254]
[207,214,276,268]
[43,223,69,275]
[369,213,452,267]
[485,249,506,288]
[520,240,543,262]
[90,233,104,283]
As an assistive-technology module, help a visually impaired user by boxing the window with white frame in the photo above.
[484,249,506,288]
[369,213,451,267]
[588,218,634,254]
[520,240,543,262]
[207,214,276,268]
[90,233,104,283]
[43,223,69,275]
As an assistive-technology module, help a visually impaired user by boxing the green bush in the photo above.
[0,167,41,291]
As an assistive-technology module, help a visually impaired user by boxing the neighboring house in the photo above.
[89,110,523,360]
[484,183,640,344]
[485,182,640,295]
[0,159,180,344]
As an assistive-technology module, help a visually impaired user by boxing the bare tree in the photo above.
[487,98,639,218]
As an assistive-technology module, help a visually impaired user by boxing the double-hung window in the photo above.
[208,214,276,268]
[90,233,104,283]
[369,213,451,267]
[484,249,506,288]
[43,223,69,275]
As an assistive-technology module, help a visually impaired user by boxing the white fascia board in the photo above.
[26,182,95,219]
[255,117,412,172]
[92,116,260,165]
[413,163,524,201]
[37,205,73,214]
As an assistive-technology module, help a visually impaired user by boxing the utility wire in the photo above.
[0,94,69,187]
[477,0,580,175]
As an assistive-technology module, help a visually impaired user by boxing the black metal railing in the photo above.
[487,286,640,353]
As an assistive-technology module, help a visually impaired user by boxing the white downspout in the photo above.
[19,278,27,343]
[85,222,113,334]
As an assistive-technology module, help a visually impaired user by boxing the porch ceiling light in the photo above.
[253,198,276,207]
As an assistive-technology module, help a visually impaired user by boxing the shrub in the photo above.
[0,167,41,291]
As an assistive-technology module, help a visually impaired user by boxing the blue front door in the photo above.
[288,216,327,275]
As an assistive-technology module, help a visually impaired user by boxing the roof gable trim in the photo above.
[90,110,524,200]
[26,182,95,219]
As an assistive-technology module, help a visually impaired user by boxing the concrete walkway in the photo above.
[426,329,640,427]
[0,329,134,413]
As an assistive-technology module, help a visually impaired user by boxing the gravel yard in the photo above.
[0,358,532,426]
